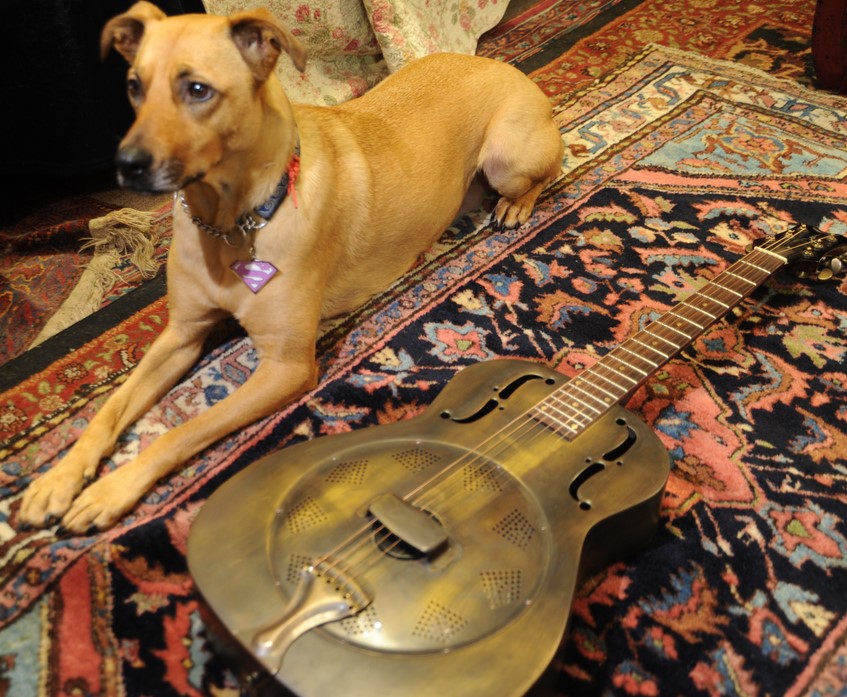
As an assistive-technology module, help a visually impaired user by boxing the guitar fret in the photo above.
[653,318,693,343]
[550,389,603,416]
[679,299,717,321]
[581,365,636,401]
[527,230,805,442]
[530,401,585,436]
[532,361,632,436]
[617,344,659,369]
[697,286,731,308]
[571,375,619,403]
[530,406,575,435]
[535,402,583,429]
[721,271,756,293]
[640,328,679,354]
[686,288,732,312]
[737,258,772,278]
[602,355,647,380]
[648,324,688,353]
[667,309,704,331]
[630,336,670,362]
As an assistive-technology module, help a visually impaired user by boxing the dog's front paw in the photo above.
[19,463,90,528]
[57,468,147,533]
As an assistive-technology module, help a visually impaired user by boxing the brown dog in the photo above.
[19,1,563,532]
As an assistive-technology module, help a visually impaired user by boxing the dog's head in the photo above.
[101,1,306,193]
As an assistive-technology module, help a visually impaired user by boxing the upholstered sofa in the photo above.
[2,0,507,184]
[202,0,510,105]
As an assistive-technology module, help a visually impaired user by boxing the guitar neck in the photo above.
[532,244,788,439]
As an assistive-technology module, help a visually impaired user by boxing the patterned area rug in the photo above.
[0,197,115,365]
[530,0,818,94]
[0,202,172,367]
[479,0,628,63]
[3,2,847,697]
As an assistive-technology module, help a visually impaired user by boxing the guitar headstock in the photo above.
[749,224,847,281]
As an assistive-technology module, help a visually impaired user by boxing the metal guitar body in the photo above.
[188,359,671,696]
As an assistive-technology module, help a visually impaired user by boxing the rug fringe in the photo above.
[83,207,160,278]
[28,208,160,349]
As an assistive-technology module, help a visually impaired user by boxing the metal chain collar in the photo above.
[176,136,300,248]
[176,193,260,247]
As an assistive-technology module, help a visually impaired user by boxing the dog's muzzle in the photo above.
[115,146,154,187]
[115,146,188,193]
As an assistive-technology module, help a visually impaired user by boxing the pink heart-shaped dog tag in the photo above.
[231,260,278,293]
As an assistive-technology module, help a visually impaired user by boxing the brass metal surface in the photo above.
[189,359,670,696]
[188,225,846,696]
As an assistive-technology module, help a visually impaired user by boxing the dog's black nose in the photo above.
[115,146,153,182]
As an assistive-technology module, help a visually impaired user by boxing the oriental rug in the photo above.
[527,0,818,94]
[1,40,846,696]
[0,202,172,367]
[0,196,117,364]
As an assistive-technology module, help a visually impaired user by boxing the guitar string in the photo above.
[306,237,795,584]
[307,240,792,592]
[303,233,804,593]
[356,242,788,561]
[398,248,781,521]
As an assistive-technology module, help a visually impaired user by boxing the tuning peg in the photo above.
[817,255,843,281]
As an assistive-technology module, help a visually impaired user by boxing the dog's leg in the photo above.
[483,108,564,229]
[18,321,213,528]
[44,349,317,533]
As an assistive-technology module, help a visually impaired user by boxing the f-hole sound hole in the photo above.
[569,462,605,511]
[442,373,549,423]
[497,373,547,399]
[604,419,637,462]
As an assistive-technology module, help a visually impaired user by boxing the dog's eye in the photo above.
[186,82,215,103]
[127,77,143,101]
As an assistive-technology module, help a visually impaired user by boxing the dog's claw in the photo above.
[54,525,72,539]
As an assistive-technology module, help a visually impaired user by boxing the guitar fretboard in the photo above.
[531,245,788,439]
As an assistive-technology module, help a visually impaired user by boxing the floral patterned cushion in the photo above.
[203,0,509,104]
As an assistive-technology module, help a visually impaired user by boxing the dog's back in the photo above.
[291,53,563,315]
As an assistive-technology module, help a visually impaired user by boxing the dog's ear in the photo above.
[230,10,307,81]
[100,1,167,63]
